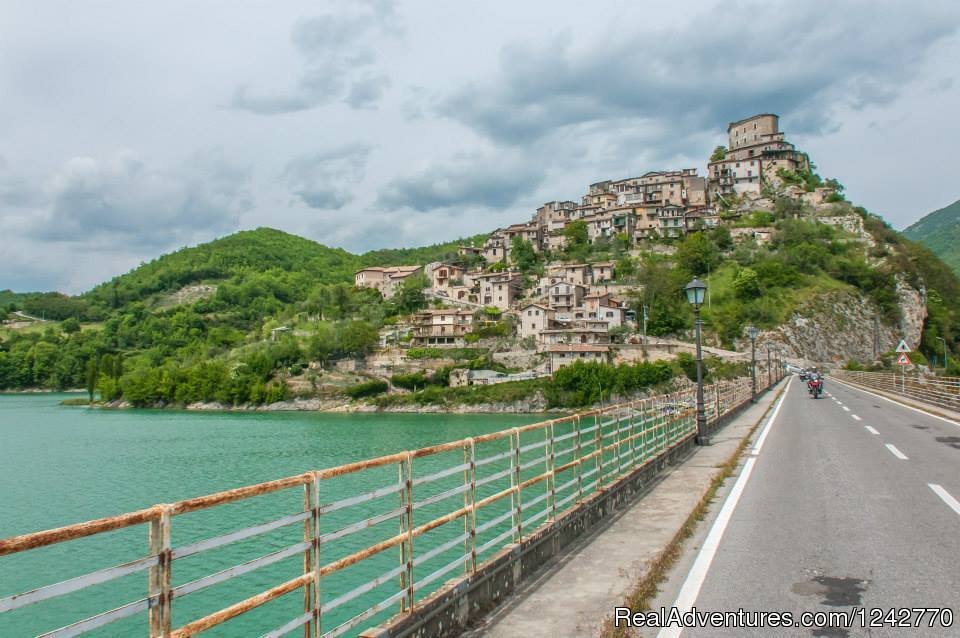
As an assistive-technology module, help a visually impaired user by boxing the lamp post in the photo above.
[936,336,948,372]
[685,278,708,445]
[766,344,772,387]
[747,325,759,400]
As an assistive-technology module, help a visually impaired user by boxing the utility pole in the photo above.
[642,304,648,344]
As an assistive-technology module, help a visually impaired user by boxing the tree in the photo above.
[709,146,727,162]
[62,317,81,334]
[85,358,99,402]
[733,267,761,299]
[563,220,589,249]
[675,232,719,276]
[510,237,538,272]
[709,226,733,251]
[391,275,428,315]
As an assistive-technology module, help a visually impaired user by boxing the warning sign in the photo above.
[895,339,911,353]
[896,352,912,366]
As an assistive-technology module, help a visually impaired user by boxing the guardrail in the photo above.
[832,370,960,412]
[0,369,775,638]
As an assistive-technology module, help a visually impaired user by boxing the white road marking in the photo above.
[751,377,792,455]
[842,406,850,412]
[929,484,960,517]
[885,444,908,460]
[865,426,879,435]
[659,379,792,638]
[852,414,861,421]
[828,377,960,429]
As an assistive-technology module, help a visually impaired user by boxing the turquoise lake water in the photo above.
[0,394,543,637]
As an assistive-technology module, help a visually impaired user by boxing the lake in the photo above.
[0,393,541,637]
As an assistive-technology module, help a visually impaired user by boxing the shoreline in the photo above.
[74,396,571,416]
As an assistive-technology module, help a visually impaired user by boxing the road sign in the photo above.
[896,353,912,366]
[895,339,911,353]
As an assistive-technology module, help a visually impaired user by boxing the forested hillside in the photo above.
[3,201,960,403]
[904,198,960,275]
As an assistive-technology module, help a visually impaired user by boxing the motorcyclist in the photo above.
[807,367,823,393]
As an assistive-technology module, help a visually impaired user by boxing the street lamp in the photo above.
[766,344,772,388]
[746,325,759,400]
[685,278,708,445]
[936,336,948,372]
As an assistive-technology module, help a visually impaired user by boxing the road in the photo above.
[653,376,960,637]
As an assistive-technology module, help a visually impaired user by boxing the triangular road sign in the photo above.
[895,339,910,353]
[896,352,912,366]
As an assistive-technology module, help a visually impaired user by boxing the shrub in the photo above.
[345,380,389,399]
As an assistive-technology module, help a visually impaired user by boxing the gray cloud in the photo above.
[284,143,372,210]
[26,149,252,247]
[440,1,960,152]
[377,152,546,212]
[232,0,400,114]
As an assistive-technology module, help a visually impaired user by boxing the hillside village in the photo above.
[353,114,844,383]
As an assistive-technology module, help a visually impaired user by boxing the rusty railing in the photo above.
[0,371,773,638]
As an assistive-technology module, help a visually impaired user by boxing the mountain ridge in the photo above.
[904,198,960,275]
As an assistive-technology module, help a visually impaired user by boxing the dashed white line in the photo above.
[885,443,908,460]
[851,414,861,421]
[865,426,879,435]
[828,377,960,429]
[842,406,850,412]
[929,484,960,517]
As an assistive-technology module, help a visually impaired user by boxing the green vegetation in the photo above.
[904,198,960,275]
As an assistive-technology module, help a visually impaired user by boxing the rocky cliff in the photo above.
[754,281,926,365]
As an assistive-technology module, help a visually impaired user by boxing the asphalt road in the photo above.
[653,376,960,638]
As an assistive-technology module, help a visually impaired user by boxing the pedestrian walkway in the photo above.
[466,384,785,638]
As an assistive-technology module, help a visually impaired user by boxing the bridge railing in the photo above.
[0,373,770,638]
[832,370,960,412]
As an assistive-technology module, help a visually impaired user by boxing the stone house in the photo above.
[431,263,466,290]
[547,263,592,286]
[517,303,555,340]
[590,261,615,282]
[504,222,543,253]
[475,271,522,311]
[548,281,587,312]
[548,344,610,372]
[410,308,475,347]
[355,265,423,299]
[658,205,687,238]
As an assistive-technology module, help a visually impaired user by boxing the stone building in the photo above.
[355,265,423,299]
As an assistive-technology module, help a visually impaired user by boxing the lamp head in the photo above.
[684,278,707,308]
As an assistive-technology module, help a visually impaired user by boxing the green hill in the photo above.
[904,199,960,274]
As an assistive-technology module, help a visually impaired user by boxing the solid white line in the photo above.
[842,406,850,412]
[885,443,908,460]
[929,484,960,517]
[865,426,879,435]
[828,377,960,429]
[851,414,862,421]
[658,379,791,638]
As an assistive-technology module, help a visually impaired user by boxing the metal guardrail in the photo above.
[832,370,960,412]
[0,370,774,638]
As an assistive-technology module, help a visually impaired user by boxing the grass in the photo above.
[599,383,786,637]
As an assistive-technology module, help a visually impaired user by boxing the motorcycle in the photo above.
[807,377,823,399]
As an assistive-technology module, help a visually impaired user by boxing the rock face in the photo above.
[895,275,927,349]
[758,289,912,365]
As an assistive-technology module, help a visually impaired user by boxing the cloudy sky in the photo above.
[2,0,959,293]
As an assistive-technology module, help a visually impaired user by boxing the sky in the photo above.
[2,0,959,293]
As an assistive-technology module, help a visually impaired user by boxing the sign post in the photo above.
[895,340,911,393]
